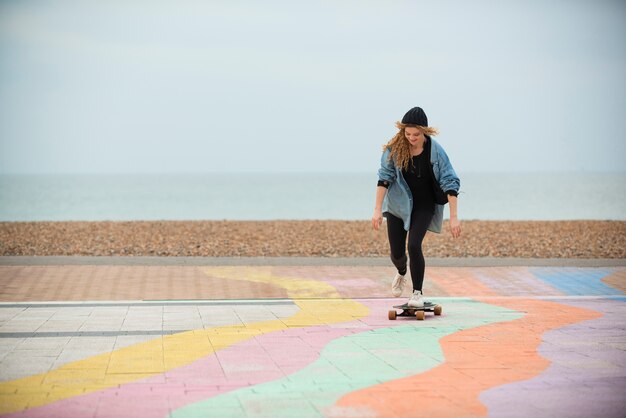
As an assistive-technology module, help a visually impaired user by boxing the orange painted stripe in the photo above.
[428,267,499,296]
[601,268,626,293]
[334,298,601,417]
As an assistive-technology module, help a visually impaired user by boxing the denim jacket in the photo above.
[377,138,460,233]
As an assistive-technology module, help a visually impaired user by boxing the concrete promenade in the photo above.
[0,257,625,417]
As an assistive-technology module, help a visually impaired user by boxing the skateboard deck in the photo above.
[388,301,442,320]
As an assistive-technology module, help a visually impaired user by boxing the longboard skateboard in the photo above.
[388,301,442,320]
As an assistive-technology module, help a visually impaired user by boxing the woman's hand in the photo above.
[447,195,461,238]
[373,186,388,231]
[449,217,461,238]
[372,209,383,231]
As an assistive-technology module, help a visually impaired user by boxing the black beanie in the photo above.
[401,107,428,126]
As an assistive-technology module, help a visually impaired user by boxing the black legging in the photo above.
[386,210,434,292]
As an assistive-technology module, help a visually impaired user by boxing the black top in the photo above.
[402,148,436,213]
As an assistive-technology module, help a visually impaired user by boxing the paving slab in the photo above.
[0,259,624,417]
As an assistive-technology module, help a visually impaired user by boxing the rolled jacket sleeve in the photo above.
[433,142,460,196]
[377,148,396,186]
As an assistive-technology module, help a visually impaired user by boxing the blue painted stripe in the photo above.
[529,268,623,296]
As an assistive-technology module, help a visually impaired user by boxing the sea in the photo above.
[0,172,625,222]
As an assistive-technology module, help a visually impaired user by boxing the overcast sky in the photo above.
[1,0,625,174]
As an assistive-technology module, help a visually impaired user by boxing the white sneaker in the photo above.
[407,290,424,308]
[391,273,406,297]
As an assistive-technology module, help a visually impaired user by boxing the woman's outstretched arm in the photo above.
[448,195,461,238]
[372,186,387,230]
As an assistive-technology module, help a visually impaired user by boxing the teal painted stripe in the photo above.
[169,299,522,418]
[530,267,623,296]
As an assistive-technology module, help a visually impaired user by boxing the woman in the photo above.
[372,106,461,308]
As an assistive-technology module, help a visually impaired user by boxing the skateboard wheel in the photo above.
[388,310,397,320]
[434,305,442,316]
[415,311,425,320]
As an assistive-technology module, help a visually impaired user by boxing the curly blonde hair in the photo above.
[382,122,440,171]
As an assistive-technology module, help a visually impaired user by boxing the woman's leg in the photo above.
[407,210,434,292]
[385,213,407,275]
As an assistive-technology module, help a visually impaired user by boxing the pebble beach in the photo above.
[1,220,624,258]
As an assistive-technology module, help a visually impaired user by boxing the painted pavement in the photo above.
[0,265,624,417]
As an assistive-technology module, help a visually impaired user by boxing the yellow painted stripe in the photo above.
[0,267,368,414]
